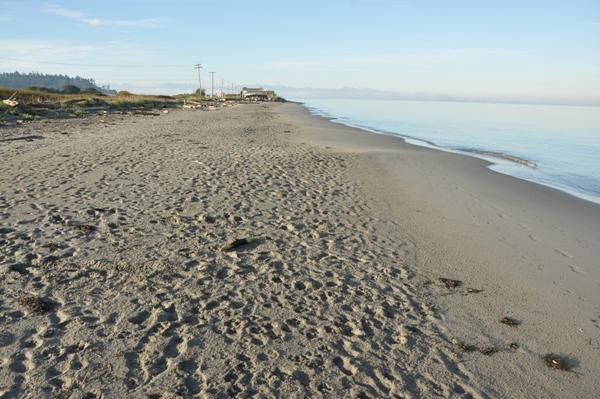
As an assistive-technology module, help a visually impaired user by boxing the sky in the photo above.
[1,0,599,103]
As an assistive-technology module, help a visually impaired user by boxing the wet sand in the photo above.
[0,102,598,398]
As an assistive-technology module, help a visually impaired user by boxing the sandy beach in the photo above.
[1,102,599,398]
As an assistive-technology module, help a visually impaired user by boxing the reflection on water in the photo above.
[297,99,600,205]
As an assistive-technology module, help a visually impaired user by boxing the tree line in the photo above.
[0,71,116,94]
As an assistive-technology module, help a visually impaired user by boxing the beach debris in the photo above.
[481,347,498,356]
[219,238,254,252]
[0,135,45,143]
[500,316,519,327]
[466,287,483,294]
[18,296,51,314]
[543,354,573,371]
[73,224,95,234]
[510,342,519,350]
[132,110,160,116]
[41,242,60,251]
[456,343,478,353]
[2,92,21,107]
[439,278,461,288]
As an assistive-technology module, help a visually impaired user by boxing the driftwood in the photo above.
[219,238,254,252]
[50,105,110,112]
[0,135,45,142]
[2,92,20,107]
[131,110,160,116]
[29,102,56,109]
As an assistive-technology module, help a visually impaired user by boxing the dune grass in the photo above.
[1,88,193,111]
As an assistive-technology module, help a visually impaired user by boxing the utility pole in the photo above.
[221,79,224,96]
[210,72,216,97]
[194,63,203,97]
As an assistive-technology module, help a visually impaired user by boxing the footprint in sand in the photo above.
[556,250,574,258]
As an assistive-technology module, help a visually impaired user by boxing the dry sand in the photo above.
[0,102,598,398]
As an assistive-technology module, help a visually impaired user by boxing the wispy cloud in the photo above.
[44,5,170,28]
[0,38,147,67]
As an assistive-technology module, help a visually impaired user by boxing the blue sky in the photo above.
[1,0,599,102]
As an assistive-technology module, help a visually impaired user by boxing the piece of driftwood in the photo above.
[219,238,254,252]
[52,106,110,112]
[2,99,19,107]
[2,92,20,107]
[132,110,160,116]
[182,105,196,110]
[0,135,45,142]
[29,102,56,109]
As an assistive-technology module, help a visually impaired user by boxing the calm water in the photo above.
[296,99,600,205]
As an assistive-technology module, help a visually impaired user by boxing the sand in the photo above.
[0,102,598,398]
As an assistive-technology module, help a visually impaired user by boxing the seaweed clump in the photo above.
[18,297,51,314]
[439,278,461,288]
[543,354,573,372]
[500,317,519,327]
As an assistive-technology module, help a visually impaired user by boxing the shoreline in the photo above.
[1,102,599,398]
[298,99,600,206]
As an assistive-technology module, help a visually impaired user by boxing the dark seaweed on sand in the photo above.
[439,278,461,288]
[543,354,573,371]
[18,297,51,314]
[73,224,95,234]
[500,316,519,327]
[41,242,59,251]
[456,343,478,353]
[481,347,498,356]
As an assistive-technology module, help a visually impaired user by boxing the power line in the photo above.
[194,62,203,95]
[209,72,216,97]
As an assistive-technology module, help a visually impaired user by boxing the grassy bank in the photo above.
[0,88,236,118]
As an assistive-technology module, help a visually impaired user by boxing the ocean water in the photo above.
[296,99,600,205]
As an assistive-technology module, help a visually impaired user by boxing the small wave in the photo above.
[465,150,537,168]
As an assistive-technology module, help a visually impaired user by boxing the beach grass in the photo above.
[0,87,237,114]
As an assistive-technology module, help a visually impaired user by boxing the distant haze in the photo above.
[112,83,599,107]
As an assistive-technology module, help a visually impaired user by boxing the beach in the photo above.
[1,102,599,398]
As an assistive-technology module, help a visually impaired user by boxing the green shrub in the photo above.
[62,84,81,94]
[82,87,101,94]
[26,86,58,93]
